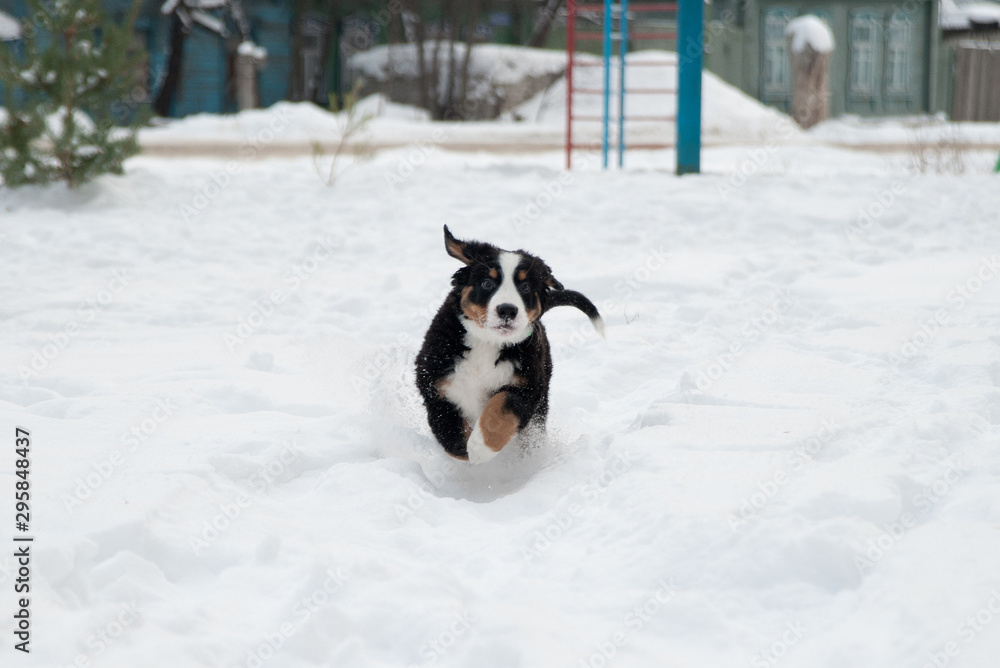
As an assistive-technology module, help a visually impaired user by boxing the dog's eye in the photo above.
[518,282,531,294]
[481,278,495,290]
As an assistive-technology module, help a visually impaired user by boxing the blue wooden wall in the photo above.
[253,0,292,109]
[1,0,293,118]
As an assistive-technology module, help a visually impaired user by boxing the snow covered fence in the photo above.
[890,255,1000,367]
[576,578,678,668]
[17,268,134,382]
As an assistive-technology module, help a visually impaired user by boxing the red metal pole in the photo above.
[566,0,576,170]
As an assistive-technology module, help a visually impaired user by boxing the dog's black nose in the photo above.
[496,303,518,320]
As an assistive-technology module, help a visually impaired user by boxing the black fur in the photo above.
[415,226,603,461]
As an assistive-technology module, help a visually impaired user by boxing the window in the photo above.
[885,12,913,95]
[849,12,881,97]
[762,8,794,95]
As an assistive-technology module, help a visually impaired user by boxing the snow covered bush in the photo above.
[0,0,147,188]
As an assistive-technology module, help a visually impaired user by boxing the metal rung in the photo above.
[627,32,677,39]
[571,88,676,95]
[571,60,675,67]
[570,143,676,150]
[574,30,675,40]
[576,2,677,10]
[574,31,677,43]
[571,115,675,121]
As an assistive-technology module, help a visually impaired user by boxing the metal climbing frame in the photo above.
[564,0,702,173]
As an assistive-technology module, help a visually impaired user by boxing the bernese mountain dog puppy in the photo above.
[415,226,604,464]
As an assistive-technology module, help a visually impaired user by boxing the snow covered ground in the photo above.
[2,132,1000,668]
[137,50,809,154]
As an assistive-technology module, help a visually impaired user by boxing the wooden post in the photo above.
[788,43,829,128]
[785,16,833,129]
[235,43,267,111]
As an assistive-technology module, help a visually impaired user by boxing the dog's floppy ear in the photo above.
[444,225,474,265]
[541,263,564,291]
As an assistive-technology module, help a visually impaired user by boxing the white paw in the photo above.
[466,422,501,465]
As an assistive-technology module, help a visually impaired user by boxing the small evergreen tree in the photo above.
[0,0,146,188]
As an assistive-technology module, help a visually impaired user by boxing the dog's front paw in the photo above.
[465,392,520,464]
[466,423,502,465]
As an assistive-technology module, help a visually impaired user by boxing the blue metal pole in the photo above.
[617,0,628,168]
[602,0,612,169]
[676,0,703,175]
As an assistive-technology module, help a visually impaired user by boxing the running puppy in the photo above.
[415,226,604,464]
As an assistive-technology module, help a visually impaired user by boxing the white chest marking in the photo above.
[443,332,515,425]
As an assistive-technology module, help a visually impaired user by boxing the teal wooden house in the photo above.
[705,0,944,116]
[0,0,294,117]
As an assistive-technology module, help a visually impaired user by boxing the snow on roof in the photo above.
[0,10,21,41]
[940,0,1000,30]
[785,15,835,54]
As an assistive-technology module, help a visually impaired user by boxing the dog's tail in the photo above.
[548,290,606,338]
